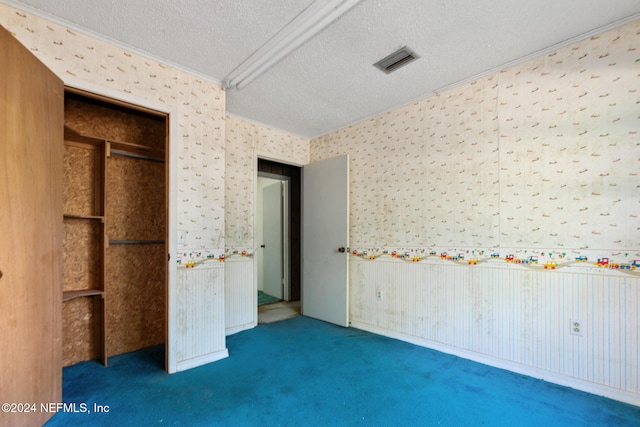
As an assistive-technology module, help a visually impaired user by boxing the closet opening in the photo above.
[62,89,168,370]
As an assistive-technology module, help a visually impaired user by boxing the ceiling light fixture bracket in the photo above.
[223,0,361,90]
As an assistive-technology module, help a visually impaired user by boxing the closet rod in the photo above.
[111,149,165,163]
[109,240,165,245]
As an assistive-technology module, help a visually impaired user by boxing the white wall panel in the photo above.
[175,264,228,372]
[224,258,256,335]
[350,258,640,405]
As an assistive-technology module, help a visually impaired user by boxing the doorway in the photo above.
[256,159,301,322]
[255,155,349,326]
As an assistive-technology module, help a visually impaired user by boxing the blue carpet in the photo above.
[46,316,640,426]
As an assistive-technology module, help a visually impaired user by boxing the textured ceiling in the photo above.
[8,0,640,138]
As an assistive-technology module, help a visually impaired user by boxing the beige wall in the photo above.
[224,115,308,257]
[311,19,640,405]
[312,20,640,266]
[1,3,226,260]
[0,2,311,351]
[0,3,229,371]
[223,115,308,334]
[4,0,639,403]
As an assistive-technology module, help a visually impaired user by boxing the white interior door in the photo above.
[263,182,283,299]
[302,154,349,327]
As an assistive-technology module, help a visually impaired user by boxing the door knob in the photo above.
[338,247,346,253]
[260,244,266,248]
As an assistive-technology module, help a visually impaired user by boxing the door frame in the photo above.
[254,154,303,324]
[63,76,178,373]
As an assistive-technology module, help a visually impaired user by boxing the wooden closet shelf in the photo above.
[109,239,165,245]
[64,127,105,147]
[64,127,164,161]
[109,140,164,162]
[63,289,105,301]
[62,90,166,368]
[64,214,105,222]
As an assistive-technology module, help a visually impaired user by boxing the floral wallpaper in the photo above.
[312,19,640,271]
[0,4,226,263]
[224,115,309,257]
[3,3,638,273]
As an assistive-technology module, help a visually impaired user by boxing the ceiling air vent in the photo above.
[374,46,419,74]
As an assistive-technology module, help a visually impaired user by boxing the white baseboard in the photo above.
[225,322,256,336]
[175,348,229,372]
[350,320,640,408]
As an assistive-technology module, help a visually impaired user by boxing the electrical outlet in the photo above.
[178,230,187,246]
[570,319,583,336]
[376,289,383,301]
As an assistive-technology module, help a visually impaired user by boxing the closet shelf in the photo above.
[64,127,104,147]
[109,239,165,245]
[64,214,105,222]
[63,90,166,368]
[63,289,105,301]
[63,121,107,367]
[65,127,164,161]
[110,140,164,162]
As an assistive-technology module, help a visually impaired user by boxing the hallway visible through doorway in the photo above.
[257,159,301,303]
[257,175,287,301]
[256,158,302,325]
[258,301,300,324]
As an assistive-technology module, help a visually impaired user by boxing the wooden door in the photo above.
[301,155,349,327]
[0,25,64,427]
